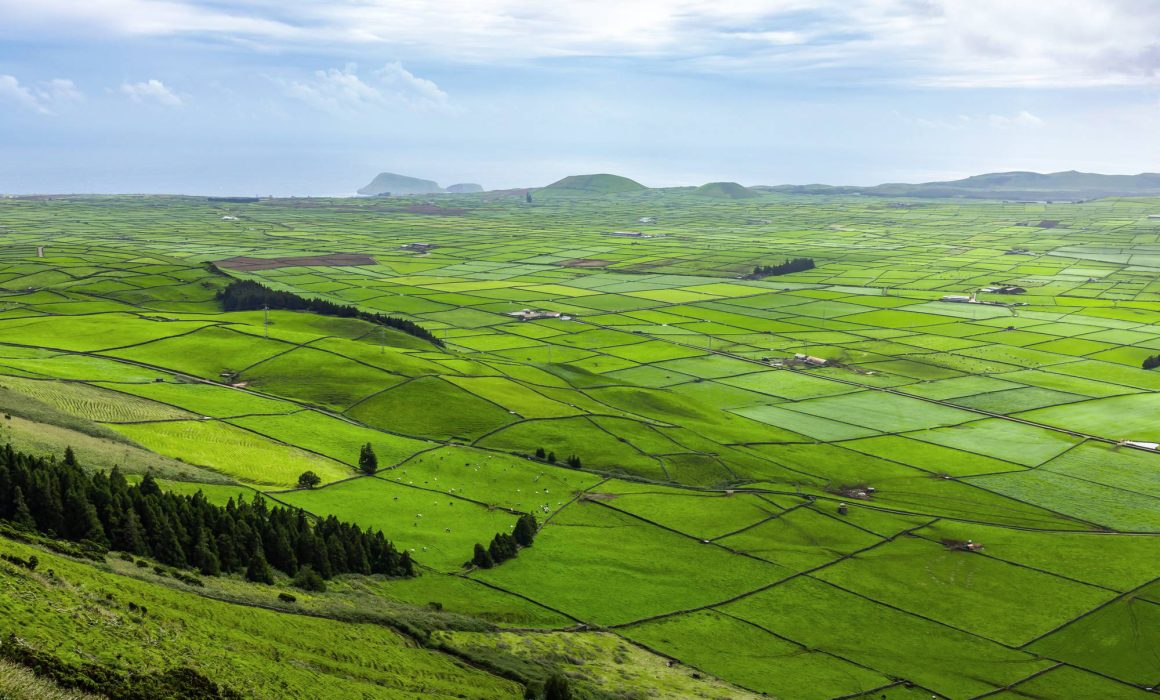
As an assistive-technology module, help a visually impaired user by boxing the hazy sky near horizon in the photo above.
[1,0,1159,195]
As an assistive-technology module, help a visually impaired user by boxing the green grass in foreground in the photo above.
[0,535,521,700]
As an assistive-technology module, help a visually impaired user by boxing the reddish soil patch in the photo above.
[215,253,376,271]
[405,204,469,216]
[558,259,613,268]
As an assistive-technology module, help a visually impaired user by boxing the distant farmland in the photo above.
[1,190,1158,698]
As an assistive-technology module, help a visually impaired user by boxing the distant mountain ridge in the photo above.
[756,171,1160,200]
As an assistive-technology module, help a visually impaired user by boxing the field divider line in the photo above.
[342,375,420,413]
[90,323,231,354]
[368,471,526,516]
[806,574,1037,652]
[828,434,1030,477]
[807,502,903,539]
[831,681,947,700]
[1029,465,1160,502]
[467,411,675,449]
[966,663,1064,700]
[541,476,610,528]
[721,481,1112,535]
[713,608,901,688]
[102,410,298,425]
[229,333,337,376]
[584,415,671,480]
[907,527,1127,594]
[707,501,812,542]
[452,574,587,626]
[586,499,780,568]
[609,519,937,632]
[1017,573,1160,650]
[606,630,783,698]
[575,311,1159,455]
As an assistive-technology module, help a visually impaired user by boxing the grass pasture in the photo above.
[2,192,1160,697]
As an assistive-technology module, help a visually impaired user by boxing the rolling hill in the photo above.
[760,170,1160,200]
[693,181,756,199]
[538,173,647,197]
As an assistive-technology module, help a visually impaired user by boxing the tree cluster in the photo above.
[470,514,538,569]
[217,279,442,346]
[1143,354,1160,370]
[747,258,815,279]
[533,446,581,469]
[0,444,414,581]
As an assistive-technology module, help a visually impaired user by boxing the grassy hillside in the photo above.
[693,181,756,198]
[538,173,646,196]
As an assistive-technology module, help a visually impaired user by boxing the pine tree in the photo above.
[547,451,557,464]
[544,673,572,700]
[109,507,147,555]
[566,455,581,469]
[472,543,494,569]
[246,551,275,584]
[10,486,34,529]
[193,531,221,576]
[535,447,546,459]
[63,446,77,467]
[358,443,378,475]
[513,514,538,548]
[292,565,327,592]
[139,472,162,497]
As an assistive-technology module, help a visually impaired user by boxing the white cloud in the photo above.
[906,110,1044,130]
[0,75,48,114]
[2,1,1159,88]
[987,110,1044,129]
[376,63,448,108]
[120,79,183,107]
[0,74,84,114]
[283,63,449,113]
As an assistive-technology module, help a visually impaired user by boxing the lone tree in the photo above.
[297,471,321,489]
[547,451,557,464]
[358,443,378,475]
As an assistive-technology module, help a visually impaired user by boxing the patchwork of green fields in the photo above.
[1,191,1159,698]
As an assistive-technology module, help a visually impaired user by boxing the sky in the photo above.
[1,0,1159,195]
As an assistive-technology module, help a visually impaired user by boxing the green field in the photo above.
[2,191,1159,698]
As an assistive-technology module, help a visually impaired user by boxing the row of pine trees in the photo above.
[0,445,413,581]
[747,257,815,278]
[217,279,442,346]
[471,514,538,569]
